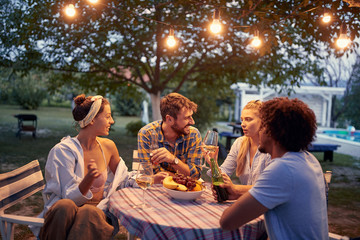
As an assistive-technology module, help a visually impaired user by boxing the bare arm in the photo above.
[107,140,120,174]
[220,192,268,230]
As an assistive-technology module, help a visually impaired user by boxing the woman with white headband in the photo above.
[32,94,167,239]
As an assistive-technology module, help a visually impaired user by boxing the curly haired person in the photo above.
[220,97,328,239]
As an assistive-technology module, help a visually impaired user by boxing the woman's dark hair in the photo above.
[259,97,317,152]
[72,94,109,121]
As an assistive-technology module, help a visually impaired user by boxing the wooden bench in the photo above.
[219,131,242,151]
[308,143,340,162]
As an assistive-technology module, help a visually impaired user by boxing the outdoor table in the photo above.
[109,184,265,240]
[228,122,244,135]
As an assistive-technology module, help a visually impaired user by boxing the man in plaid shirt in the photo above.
[137,93,202,179]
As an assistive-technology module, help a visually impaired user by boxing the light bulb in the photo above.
[166,36,176,48]
[210,19,222,34]
[251,36,261,48]
[88,0,98,3]
[65,4,76,17]
[336,34,351,49]
[166,28,177,48]
[322,13,331,23]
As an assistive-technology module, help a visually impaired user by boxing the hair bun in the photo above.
[74,94,86,106]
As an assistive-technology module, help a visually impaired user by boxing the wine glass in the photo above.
[201,130,219,168]
[134,161,154,209]
[149,132,158,163]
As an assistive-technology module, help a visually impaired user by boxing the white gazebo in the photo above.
[231,83,346,127]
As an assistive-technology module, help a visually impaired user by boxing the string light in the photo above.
[166,27,177,48]
[210,9,222,34]
[60,3,353,52]
[251,29,261,48]
[65,4,76,17]
[336,23,351,49]
[322,12,332,23]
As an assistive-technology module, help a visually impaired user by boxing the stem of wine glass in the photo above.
[142,189,145,208]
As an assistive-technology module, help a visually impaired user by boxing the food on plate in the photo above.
[163,173,203,192]
[163,176,179,189]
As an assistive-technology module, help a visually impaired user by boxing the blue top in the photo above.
[249,151,329,240]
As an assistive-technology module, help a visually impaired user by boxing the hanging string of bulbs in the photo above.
[64,0,352,50]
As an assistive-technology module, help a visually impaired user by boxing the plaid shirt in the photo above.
[137,120,202,179]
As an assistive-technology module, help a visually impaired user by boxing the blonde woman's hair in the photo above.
[236,100,262,176]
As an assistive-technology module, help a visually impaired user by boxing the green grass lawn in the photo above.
[0,104,140,172]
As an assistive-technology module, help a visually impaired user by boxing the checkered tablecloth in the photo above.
[109,184,265,240]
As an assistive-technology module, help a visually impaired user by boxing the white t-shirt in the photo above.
[249,151,329,240]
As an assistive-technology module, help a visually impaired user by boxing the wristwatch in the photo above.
[173,156,179,165]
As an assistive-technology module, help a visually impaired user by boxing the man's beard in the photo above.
[171,122,190,136]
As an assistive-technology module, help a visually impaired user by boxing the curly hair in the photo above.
[72,94,109,121]
[259,97,317,152]
[160,93,197,121]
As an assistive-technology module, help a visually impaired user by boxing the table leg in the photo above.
[324,151,333,162]
[226,137,231,150]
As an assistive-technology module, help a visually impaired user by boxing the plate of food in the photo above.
[163,174,205,200]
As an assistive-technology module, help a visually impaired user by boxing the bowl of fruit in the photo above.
[163,173,205,200]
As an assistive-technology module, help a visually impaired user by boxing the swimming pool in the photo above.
[322,130,360,143]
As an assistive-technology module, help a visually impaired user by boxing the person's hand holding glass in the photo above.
[201,130,219,168]
[134,162,154,209]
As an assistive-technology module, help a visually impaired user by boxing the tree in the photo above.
[308,50,359,127]
[1,0,359,120]
[344,54,360,129]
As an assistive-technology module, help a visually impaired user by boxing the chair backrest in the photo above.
[132,150,143,171]
[0,160,44,213]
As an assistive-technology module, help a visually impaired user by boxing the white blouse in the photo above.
[207,137,272,185]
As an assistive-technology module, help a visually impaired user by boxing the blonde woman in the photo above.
[207,100,272,193]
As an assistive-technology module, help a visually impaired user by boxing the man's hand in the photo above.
[154,172,169,184]
[219,173,252,200]
[151,148,176,165]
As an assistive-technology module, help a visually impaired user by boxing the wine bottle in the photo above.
[210,156,228,202]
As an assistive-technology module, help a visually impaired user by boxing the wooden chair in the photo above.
[324,170,332,206]
[14,114,38,139]
[0,160,45,240]
[132,150,141,171]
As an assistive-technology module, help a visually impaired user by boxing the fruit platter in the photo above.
[163,173,205,200]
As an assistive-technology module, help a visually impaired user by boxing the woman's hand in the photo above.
[154,172,169,184]
[79,159,100,195]
[201,145,219,165]
[86,159,100,179]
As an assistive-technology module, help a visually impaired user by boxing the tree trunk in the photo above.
[150,92,161,121]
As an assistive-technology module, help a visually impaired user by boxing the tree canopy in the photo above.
[1,0,359,120]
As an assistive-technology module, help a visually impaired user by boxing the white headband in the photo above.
[78,95,103,128]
